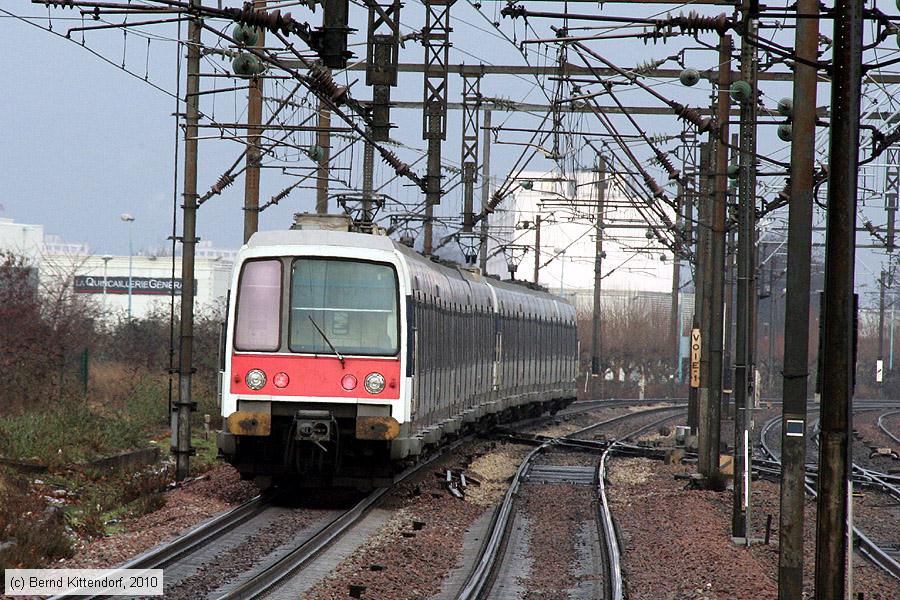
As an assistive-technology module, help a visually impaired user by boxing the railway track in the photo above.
[50,399,681,600]
[759,409,900,580]
[877,409,900,445]
[451,405,687,600]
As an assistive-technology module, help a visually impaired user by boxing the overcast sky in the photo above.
[3,0,898,305]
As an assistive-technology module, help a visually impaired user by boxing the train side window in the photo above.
[234,259,282,351]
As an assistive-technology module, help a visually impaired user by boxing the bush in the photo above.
[0,253,98,411]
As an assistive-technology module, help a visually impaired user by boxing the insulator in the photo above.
[520,180,534,190]
[308,65,348,104]
[233,23,260,46]
[378,147,411,178]
[500,4,527,19]
[232,52,263,78]
[210,173,235,195]
[225,2,299,37]
[679,68,700,87]
[778,123,793,142]
[632,58,666,77]
[657,11,732,37]
[777,97,793,118]
[269,186,293,206]
[730,80,752,103]
[640,29,677,45]
[671,101,713,134]
[306,145,324,161]
[488,191,506,212]
[653,149,679,180]
[727,164,740,180]
[46,0,75,7]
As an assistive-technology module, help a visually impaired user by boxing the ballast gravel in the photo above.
[608,456,900,599]
[518,480,597,599]
[302,439,529,600]
[609,457,779,599]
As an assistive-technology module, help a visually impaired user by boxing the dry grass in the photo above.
[0,469,74,576]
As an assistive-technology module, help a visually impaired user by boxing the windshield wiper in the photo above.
[308,315,345,369]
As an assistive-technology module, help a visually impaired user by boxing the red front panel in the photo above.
[230,353,401,399]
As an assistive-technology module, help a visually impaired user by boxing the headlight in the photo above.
[364,372,385,394]
[245,369,267,390]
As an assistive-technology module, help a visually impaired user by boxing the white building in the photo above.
[0,217,44,263]
[484,170,676,307]
[0,217,234,321]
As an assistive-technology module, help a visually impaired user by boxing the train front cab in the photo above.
[216,234,411,488]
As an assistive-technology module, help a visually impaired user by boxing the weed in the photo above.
[0,468,73,572]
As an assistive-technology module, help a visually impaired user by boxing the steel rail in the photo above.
[216,438,468,600]
[596,441,623,600]
[876,409,900,445]
[455,406,682,599]
[760,414,900,581]
[48,494,269,600]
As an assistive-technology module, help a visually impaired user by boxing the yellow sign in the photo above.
[690,328,701,388]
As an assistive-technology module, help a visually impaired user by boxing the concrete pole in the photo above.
[591,156,607,391]
[723,133,739,415]
[815,1,863,596]
[479,108,492,273]
[691,141,711,437]
[174,2,202,481]
[533,215,542,284]
[878,268,885,393]
[767,249,777,391]
[362,139,374,225]
[423,132,440,255]
[242,0,265,243]
[735,2,760,543]
[701,35,732,483]
[723,212,735,411]
[316,90,332,215]
[671,184,683,390]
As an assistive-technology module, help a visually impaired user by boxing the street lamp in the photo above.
[553,246,566,295]
[101,255,113,310]
[120,213,135,319]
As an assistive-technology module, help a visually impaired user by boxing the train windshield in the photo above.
[289,259,399,356]
[234,259,282,351]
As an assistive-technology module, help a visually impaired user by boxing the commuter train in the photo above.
[217,219,578,488]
